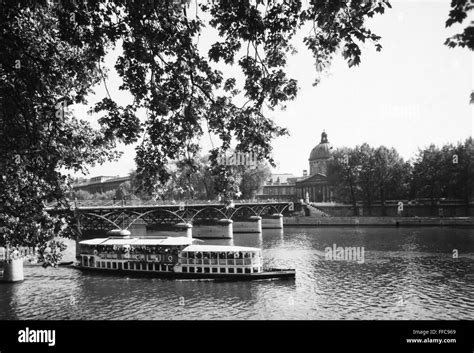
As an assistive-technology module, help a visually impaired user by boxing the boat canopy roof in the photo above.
[182,245,261,253]
[79,237,193,247]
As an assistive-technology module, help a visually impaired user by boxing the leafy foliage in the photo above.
[410,138,473,204]
[0,0,389,255]
[327,144,412,215]
[444,0,473,102]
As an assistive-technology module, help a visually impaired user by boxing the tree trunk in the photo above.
[350,183,357,216]
[380,187,386,216]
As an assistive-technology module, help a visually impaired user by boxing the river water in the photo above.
[1,226,473,320]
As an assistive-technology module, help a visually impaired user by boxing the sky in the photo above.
[73,0,473,179]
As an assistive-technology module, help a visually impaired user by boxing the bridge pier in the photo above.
[192,219,233,239]
[1,258,24,283]
[233,216,262,233]
[262,213,284,229]
[146,222,193,238]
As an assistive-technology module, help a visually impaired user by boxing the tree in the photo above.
[71,190,93,201]
[444,0,474,103]
[451,138,474,209]
[326,147,361,215]
[115,181,133,200]
[410,139,473,214]
[1,0,390,261]
[357,143,378,215]
[410,145,446,214]
[238,162,272,199]
[373,146,410,215]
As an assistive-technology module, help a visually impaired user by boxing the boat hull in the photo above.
[73,265,295,281]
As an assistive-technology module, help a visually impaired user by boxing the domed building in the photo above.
[309,131,331,176]
[257,130,334,203]
[295,131,334,202]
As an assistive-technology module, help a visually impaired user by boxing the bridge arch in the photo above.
[257,205,281,216]
[125,209,187,229]
[83,213,122,230]
[229,205,259,219]
[190,207,229,222]
[279,202,294,214]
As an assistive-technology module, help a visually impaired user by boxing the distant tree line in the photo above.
[72,154,272,202]
[327,138,473,215]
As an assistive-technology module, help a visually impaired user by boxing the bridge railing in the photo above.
[46,198,295,208]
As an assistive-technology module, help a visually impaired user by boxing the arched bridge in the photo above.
[47,200,302,233]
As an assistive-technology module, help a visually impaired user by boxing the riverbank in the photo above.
[284,216,474,227]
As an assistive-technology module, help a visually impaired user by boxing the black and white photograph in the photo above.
[0,0,473,350]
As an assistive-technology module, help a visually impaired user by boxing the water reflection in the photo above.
[0,226,473,320]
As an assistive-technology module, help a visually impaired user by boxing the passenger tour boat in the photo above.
[76,232,295,281]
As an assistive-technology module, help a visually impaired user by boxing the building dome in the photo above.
[309,131,331,161]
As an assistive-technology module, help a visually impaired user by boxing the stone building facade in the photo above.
[295,131,334,202]
[258,131,334,202]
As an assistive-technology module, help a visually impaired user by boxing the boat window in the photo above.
[245,268,251,274]
[118,263,122,270]
[196,252,202,259]
[203,252,210,260]
[219,268,226,273]
[212,268,218,273]
[228,268,235,274]
[210,252,218,259]
[227,252,234,259]
[204,267,210,273]
[101,262,105,268]
[107,262,111,269]
[244,252,251,258]
[189,267,195,273]
[253,267,259,273]
[148,263,153,271]
[112,262,117,269]
[218,252,226,259]
[188,252,195,259]
[237,268,243,274]
[196,267,202,273]
[124,263,128,270]
[181,252,188,258]
[182,267,188,273]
